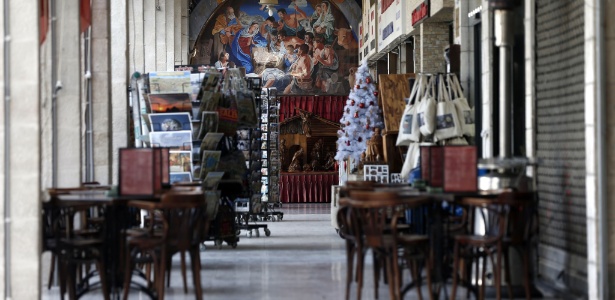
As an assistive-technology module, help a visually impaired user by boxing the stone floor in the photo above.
[41,203,558,299]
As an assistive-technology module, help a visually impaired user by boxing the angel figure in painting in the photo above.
[280,138,288,171]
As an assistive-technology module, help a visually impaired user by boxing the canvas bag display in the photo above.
[396,75,424,146]
[449,74,475,137]
[400,142,421,179]
[434,75,463,141]
[417,76,436,136]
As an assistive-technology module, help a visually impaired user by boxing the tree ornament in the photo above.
[354,112,359,118]
[359,103,365,108]
[350,100,355,106]
[355,84,360,89]
[369,101,374,106]
[358,137,363,142]
[365,124,370,129]
[346,140,350,146]
[365,77,372,84]
[373,91,379,96]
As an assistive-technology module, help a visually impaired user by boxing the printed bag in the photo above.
[417,76,436,136]
[396,75,424,146]
[434,74,463,141]
[449,74,475,137]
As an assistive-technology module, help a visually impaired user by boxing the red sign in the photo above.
[381,0,394,14]
[411,1,430,26]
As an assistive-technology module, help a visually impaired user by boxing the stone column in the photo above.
[56,0,82,187]
[165,0,175,71]
[0,0,42,298]
[110,0,129,184]
[419,22,449,73]
[92,0,112,183]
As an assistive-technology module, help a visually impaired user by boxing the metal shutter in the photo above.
[535,0,587,294]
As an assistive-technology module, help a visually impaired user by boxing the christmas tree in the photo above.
[335,59,383,162]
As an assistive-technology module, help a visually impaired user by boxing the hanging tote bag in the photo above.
[449,74,475,137]
[434,74,463,141]
[396,75,423,146]
[400,142,421,179]
[417,75,436,136]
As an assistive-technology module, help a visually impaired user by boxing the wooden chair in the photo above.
[344,190,432,300]
[123,191,206,300]
[48,199,110,300]
[449,191,535,300]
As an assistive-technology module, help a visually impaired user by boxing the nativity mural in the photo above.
[191,0,359,96]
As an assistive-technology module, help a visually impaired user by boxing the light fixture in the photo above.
[268,7,274,16]
[258,0,279,5]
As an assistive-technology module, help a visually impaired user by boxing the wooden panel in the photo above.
[382,133,403,173]
[378,73,414,133]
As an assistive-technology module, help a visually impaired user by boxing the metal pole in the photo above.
[84,27,94,182]
[51,0,59,187]
[494,9,513,158]
[595,0,608,298]
[3,0,10,296]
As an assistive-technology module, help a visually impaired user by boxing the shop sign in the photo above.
[411,0,430,26]
[382,22,394,41]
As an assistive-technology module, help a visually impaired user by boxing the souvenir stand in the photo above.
[222,71,271,238]
[258,87,283,220]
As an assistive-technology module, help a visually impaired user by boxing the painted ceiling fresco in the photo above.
[192,0,360,95]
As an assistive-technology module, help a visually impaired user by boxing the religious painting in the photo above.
[192,0,359,95]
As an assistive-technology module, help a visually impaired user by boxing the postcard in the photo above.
[200,132,224,152]
[200,150,222,179]
[170,172,192,184]
[192,140,201,161]
[190,73,205,101]
[149,112,192,132]
[149,131,192,150]
[242,151,250,160]
[236,129,250,140]
[236,93,258,127]
[195,71,222,101]
[149,93,193,114]
[202,171,225,190]
[260,124,268,132]
[197,111,219,139]
[149,71,191,94]
[192,163,201,179]
[169,151,192,173]
[237,140,250,151]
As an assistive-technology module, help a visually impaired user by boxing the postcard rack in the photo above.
[259,87,283,221]
[232,75,270,238]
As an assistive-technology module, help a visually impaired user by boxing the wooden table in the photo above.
[52,192,158,299]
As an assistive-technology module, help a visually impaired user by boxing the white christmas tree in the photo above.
[335,59,383,162]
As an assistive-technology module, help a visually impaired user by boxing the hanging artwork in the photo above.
[191,0,360,95]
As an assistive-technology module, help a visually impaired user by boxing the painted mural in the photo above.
[192,0,359,95]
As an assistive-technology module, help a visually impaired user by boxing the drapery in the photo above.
[279,95,347,123]
[280,172,339,203]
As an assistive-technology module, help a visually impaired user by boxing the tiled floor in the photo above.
[41,203,556,299]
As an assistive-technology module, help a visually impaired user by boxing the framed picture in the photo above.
[148,71,191,94]
[200,150,221,179]
[170,172,192,184]
[169,151,192,173]
[197,111,219,140]
[149,131,192,151]
[148,93,193,114]
[149,112,192,132]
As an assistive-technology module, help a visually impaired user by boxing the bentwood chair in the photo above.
[345,190,433,300]
[449,191,536,300]
[123,191,207,300]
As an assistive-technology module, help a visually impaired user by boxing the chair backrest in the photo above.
[159,191,207,250]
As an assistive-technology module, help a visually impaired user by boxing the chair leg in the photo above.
[411,260,423,300]
[372,252,380,299]
[48,253,56,290]
[495,245,502,300]
[189,248,203,300]
[96,261,110,300]
[424,245,434,300]
[522,248,532,300]
[345,242,354,300]
[122,248,134,300]
[503,249,513,299]
[158,248,168,300]
[385,253,397,300]
[450,242,460,300]
[66,262,78,300]
[356,246,364,300]
[181,251,188,293]
[479,256,486,300]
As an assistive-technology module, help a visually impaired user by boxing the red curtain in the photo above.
[40,0,49,44]
[279,95,347,123]
[80,0,91,33]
